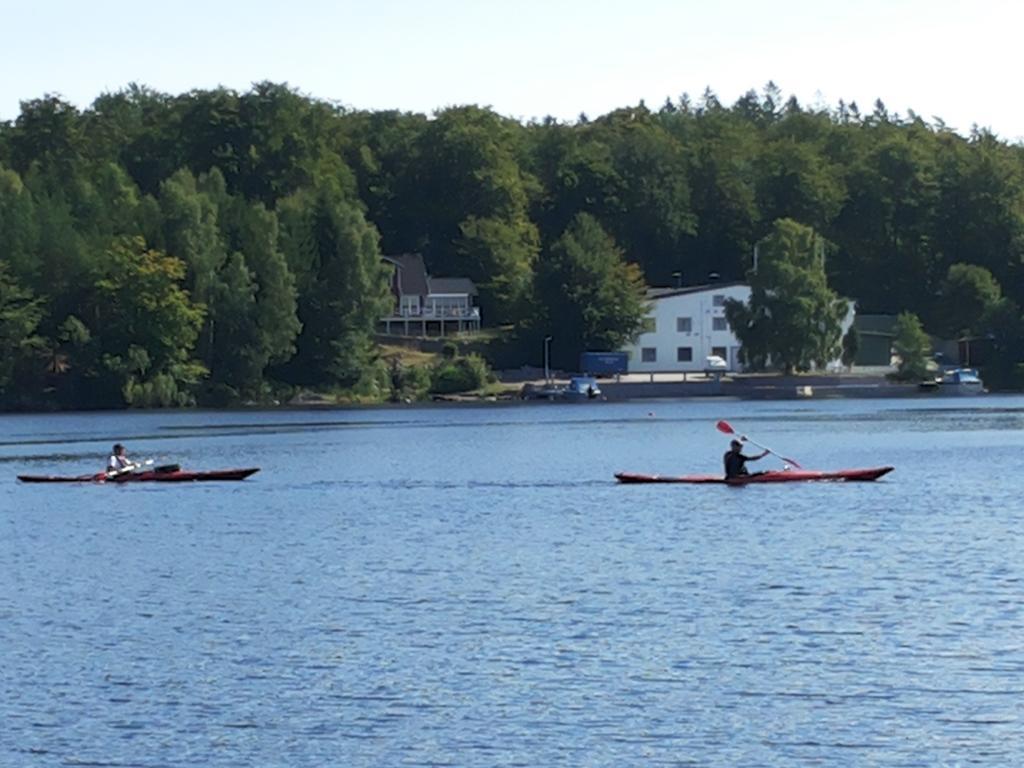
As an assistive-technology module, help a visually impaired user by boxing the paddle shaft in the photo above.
[740,437,800,468]
[716,420,801,468]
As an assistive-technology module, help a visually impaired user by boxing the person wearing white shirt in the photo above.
[107,443,133,474]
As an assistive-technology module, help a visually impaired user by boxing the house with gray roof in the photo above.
[381,254,481,336]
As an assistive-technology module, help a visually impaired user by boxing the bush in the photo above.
[430,354,492,394]
[123,373,195,407]
[386,358,432,401]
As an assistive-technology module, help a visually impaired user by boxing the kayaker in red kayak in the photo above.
[724,438,769,479]
[107,443,136,475]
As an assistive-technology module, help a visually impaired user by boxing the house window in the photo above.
[712,346,728,360]
[641,317,656,334]
[676,347,693,362]
[400,295,420,316]
[676,317,692,333]
[712,317,728,331]
[712,294,726,307]
[428,296,468,317]
[641,347,657,363]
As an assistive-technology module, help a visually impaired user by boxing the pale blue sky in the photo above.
[3,0,1021,139]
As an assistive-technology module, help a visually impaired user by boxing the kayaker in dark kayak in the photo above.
[107,443,135,475]
[723,438,769,479]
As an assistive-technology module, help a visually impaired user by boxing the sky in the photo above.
[2,0,1022,140]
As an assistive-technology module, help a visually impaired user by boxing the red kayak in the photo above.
[615,467,894,484]
[18,468,260,483]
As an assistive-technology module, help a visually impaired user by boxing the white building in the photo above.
[622,282,750,373]
[620,282,855,373]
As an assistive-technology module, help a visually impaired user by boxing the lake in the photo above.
[2,397,1024,767]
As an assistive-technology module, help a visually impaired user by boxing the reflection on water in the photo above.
[2,396,1024,767]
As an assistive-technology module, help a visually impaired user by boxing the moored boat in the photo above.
[18,467,260,483]
[615,467,894,484]
[919,368,986,396]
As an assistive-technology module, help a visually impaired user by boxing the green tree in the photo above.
[933,132,1024,307]
[199,198,300,397]
[756,114,846,233]
[86,85,180,195]
[577,107,697,284]
[7,96,84,177]
[403,106,539,320]
[0,167,39,283]
[23,181,94,332]
[533,213,648,369]
[725,218,848,374]
[0,262,44,398]
[828,126,940,317]
[662,101,760,282]
[159,168,226,310]
[203,252,263,399]
[276,183,389,386]
[225,199,301,367]
[890,311,932,381]
[979,298,1024,389]
[939,263,1002,338]
[92,237,206,406]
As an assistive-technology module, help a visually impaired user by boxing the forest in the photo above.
[0,81,1022,408]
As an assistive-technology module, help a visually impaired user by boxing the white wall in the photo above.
[620,285,855,373]
[622,285,750,372]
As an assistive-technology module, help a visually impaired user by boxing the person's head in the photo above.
[113,443,125,456]
[730,439,742,452]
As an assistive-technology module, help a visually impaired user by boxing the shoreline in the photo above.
[0,375,1013,414]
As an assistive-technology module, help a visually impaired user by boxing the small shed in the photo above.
[853,315,898,366]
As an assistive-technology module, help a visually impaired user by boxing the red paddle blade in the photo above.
[716,420,735,435]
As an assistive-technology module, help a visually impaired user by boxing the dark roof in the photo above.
[853,314,898,335]
[383,254,429,297]
[646,281,747,300]
[429,277,477,296]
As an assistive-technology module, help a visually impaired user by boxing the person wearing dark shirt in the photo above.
[723,438,769,479]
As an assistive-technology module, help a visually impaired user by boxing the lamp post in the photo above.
[544,336,552,383]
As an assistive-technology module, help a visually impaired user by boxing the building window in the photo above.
[712,317,728,331]
[712,294,726,307]
[641,347,657,363]
[676,317,692,333]
[641,317,656,334]
[712,346,727,360]
[676,347,693,362]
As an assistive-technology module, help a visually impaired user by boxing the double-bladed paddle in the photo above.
[716,420,802,468]
[106,458,154,479]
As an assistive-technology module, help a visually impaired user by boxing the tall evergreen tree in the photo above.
[277,183,389,386]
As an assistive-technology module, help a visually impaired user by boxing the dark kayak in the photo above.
[18,467,260,483]
[615,467,894,484]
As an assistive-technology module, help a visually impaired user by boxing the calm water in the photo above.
[2,397,1024,767]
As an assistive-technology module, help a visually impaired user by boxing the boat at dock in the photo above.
[919,368,986,396]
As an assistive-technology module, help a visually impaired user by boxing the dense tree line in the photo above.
[0,82,1022,408]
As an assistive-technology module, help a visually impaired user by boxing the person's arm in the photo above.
[107,457,137,477]
[748,451,770,462]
